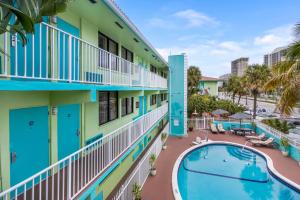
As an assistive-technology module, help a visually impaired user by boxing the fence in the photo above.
[111,125,168,200]
[187,117,214,130]
[255,120,300,148]
[0,22,167,89]
[0,104,168,200]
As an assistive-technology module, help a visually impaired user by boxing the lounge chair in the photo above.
[245,133,265,141]
[192,137,202,145]
[249,137,274,147]
[210,123,218,134]
[217,124,226,134]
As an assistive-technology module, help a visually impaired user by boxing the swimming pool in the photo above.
[172,142,300,200]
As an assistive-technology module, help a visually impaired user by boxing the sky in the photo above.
[116,0,300,77]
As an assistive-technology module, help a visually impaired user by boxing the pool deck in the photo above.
[141,130,300,200]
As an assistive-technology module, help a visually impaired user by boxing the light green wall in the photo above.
[199,81,218,96]
[0,89,166,190]
[0,90,93,190]
[0,92,50,190]
[57,1,166,70]
[84,90,142,140]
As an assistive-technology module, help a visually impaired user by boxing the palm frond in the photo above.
[286,41,300,60]
[278,79,299,115]
[0,2,34,33]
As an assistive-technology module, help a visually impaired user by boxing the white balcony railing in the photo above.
[0,104,168,200]
[0,22,167,89]
[112,125,168,200]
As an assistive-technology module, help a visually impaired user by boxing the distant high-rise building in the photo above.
[264,46,288,68]
[231,57,249,76]
[219,73,231,80]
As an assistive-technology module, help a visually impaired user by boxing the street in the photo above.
[218,93,300,118]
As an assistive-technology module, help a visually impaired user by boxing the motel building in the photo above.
[0,1,187,199]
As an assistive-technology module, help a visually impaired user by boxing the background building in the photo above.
[264,46,288,68]
[199,76,219,96]
[219,73,231,80]
[231,57,249,76]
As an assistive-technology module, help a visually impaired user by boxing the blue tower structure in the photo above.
[168,54,187,136]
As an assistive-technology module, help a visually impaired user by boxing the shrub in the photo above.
[188,94,246,117]
[280,137,289,151]
[262,119,295,133]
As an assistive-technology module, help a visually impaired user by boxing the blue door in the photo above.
[57,18,80,81]
[139,96,144,116]
[9,106,49,186]
[144,95,147,113]
[57,104,80,160]
[10,23,48,78]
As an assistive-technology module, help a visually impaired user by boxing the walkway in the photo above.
[142,130,300,200]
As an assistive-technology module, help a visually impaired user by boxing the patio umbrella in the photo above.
[229,112,252,128]
[211,109,229,115]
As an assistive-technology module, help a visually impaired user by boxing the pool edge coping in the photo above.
[171,141,300,200]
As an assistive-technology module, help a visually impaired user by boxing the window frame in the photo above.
[150,94,157,106]
[99,91,119,125]
[121,46,134,62]
[121,97,134,116]
[98,32,119,70]
[150,65,157,73]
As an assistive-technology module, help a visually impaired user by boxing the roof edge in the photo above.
[103,0,168,66]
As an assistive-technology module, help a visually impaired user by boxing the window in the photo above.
[99,91,118,125]
[150,65,157,73]
[121,47,133,73]
[121,46,133,62]
[164,93,168,101]
[160,94,164,101]
[150,94,157,106]
[98,32,119,70]
[121,97,134,116]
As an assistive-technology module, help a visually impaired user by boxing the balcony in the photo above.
[0,22,168,89]
[0,104,168,200]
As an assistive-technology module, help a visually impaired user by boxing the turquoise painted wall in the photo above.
[214,121,300,162]
[168,54,187,136]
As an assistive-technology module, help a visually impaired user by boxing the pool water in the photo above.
[178,144,300,200]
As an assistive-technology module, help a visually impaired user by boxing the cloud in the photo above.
[174,9,218,27]
[254,34,281,46]
[147,18,175,29]
[156,24,295,77]
[218,41,241,51]
[254,24,294,47]
[148,9,218,29]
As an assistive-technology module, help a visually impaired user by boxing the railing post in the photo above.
[3,32,7,75]
[129,63,132,86]
[109,54,112,85]
[51,29,55,80]
[128,123,132,145]
[67,157,72,199]
[68,36,72,82]
[109,136,112,162]
[141,66,144,87]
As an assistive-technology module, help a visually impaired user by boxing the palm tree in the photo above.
[237,76,248,104]
[188,66,202,96]
[225,75,241,103]
[244,64,270,119]
[264,23,300,116]
[0,0,69,46]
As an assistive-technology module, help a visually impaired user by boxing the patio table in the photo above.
[232,128,253,136]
